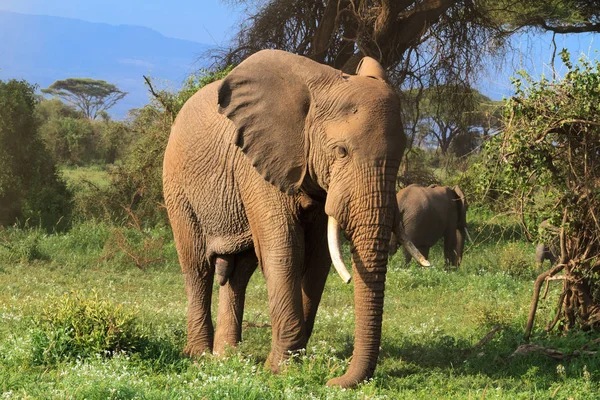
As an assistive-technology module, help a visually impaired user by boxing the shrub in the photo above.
[31,290,144,365]
[0,227,49,263]
[36,99,131,166]
[476,51,600,333]
[497,241,536,278]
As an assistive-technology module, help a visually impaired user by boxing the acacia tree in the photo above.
[42,78,127,119]
[220,1,600,85]
[405,85,502,154]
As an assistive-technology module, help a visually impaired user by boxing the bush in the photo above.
[36,99,131,166]
[476,51,600,332]
[497,241,536,278]
[0,227,49,263]
[398,147,440,188]
[0,79,72,231]
[31,291,144,365]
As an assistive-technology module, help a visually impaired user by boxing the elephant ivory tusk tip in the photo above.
[465,227,473,243]
[327,216,353,284]
[340,272,352,284]
[396,230,430,267]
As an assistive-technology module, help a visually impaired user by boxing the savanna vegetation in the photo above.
[2,0,600,398]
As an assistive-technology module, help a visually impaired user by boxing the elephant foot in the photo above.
[265,351,283,374]
[183,342,212,358]
[265,345,308,374]
[213,340,238,357]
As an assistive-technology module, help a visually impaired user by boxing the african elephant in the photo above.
[536,219,559,267]
[389,184,469,266]
[163,49,428,388]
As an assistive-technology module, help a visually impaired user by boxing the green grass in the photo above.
[60,165,111,189]
[1,220,599,399]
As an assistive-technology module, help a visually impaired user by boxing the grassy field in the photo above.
[60,165,112,189]
[1,213,599,399]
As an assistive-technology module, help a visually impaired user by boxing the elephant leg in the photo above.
[301,210,331,340]
[168,197,214,356]
[214,249,258,355]
[444,231,458,267]
[262,242,307,372]
[250,220,306,373]
[454,229,465,267]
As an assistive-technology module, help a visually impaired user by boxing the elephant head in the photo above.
[218,50,426,387]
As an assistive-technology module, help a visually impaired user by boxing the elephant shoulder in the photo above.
[397,184,427,202]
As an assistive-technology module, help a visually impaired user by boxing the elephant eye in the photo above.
[334,145,348,159]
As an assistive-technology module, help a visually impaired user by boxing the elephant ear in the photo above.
[453,185,467,229]
[356,57,388,82]
[218,50,312,194]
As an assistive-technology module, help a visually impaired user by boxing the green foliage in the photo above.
[36,99,131,166]
[479,51,600,241]
[0,227,48,263]
[31,290,143,365]
[497,241,538,278]
[488,0,600,34]
[42,78,127,120]
[0,79,72,231]
[472,51,600,331]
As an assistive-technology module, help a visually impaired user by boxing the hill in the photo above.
[0,11,211,118]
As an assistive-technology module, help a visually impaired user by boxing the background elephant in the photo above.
[390,184,468,266]
[163,50,426,388]
[536,219,559,267]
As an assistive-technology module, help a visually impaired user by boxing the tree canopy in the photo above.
[219,0,600,94]
[403,85,502,154]
[42,78,127,120]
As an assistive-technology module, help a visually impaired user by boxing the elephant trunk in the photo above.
[327,232,389,388]
[326,164,397,388]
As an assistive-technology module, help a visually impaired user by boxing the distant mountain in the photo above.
[0,11,212,118]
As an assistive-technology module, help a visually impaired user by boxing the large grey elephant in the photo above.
[162,49,428,388]
[390,184,468,266]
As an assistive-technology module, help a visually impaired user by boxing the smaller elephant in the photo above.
[390,184,469,266]
[536,220,559,267]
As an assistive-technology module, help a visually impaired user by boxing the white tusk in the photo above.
[394,226,431,267]
[327,217,352,284]
[465,227,473,243]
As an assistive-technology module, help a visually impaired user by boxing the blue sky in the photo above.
[1,0,598,100]
[0,0,243,45]
[483,32,599,99]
